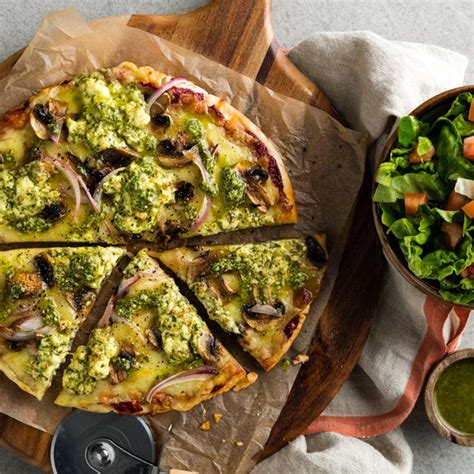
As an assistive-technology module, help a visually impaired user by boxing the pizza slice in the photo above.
[0,246,125,400]
[0,62,296,244]
[156,237,328,371]
[55,249,249,414]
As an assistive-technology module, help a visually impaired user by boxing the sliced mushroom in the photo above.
[157,154,195,168]
[7,272,43,298]
[66,287,94,311]
[185,251,211,280]
[110,350,136,385]
[244,181,275,213]
[157,145,198,168]
[207,276,226,303]
[33,253,54,288]
[109,364,123,385]
[246,166,269,182]
[197,332,221,362]
[159,220,186,242]
[242,301,285,331]
[175,181,195,202]
[159,136,195,158]
[305,236,328,268]
[146,329,160,348]
[152,114,172,128]
[220,273,240,295]
[149,92,171,118]
[30,99,67,142]
[89,165,114,192]
[39,202,67,223]
[99,148,139,168]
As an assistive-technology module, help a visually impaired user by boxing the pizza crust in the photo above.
[55,359,245,414]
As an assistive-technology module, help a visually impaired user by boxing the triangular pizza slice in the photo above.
[0,246,125,399]
[157,236,328,371]
[55,249,249,414]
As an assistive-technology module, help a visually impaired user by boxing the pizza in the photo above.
[156,236,328,371]
[0,62,328,413]
[55,249,249,413]
[0,246,125,400]
[0,62,296,244]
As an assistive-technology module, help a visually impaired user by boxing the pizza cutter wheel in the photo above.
[50,410,172,473]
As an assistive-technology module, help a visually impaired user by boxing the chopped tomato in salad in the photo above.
[374,92,474,304]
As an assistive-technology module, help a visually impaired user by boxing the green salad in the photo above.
[374,92,474,304]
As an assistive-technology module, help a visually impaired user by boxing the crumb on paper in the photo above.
[293,354,310,365]
[198,421,211,431]
[234,441,244,447]
[213,413,223,424]
[233,372,258,392]
[279,359,291,369]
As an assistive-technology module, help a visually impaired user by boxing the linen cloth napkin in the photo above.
[253,31,471,473]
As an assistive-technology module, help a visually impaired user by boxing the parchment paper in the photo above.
[0,9,368,473]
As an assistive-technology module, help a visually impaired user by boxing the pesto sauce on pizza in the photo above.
[0,62,295,242]
[172,240,316,335]
[116,251,205,364]
[62,250,206,396]
[66,71,157,154]
[48,247,124,291]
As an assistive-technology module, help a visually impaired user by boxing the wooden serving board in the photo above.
[0,0,384,470]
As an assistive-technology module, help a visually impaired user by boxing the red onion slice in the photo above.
[0,326,39,342]
[76,174,101,214]
[50,121,64,144]
[46,157,81,222]
[14,315,44,332]
[190,146,213,189]
[116,275,141,299]
[146,367,219,403]
[191,193,212,230]
[110,313,147,345]
[93,167,126,208]
[46,156,101,219]
[98,296,115,328]
[11,304,36,317]
[116,272,165,299]
[146,77,188,114]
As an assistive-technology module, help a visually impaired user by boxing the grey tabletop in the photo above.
[0,1,473,473]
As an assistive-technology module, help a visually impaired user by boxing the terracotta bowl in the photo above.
[424,348,474,447]
[372,85,474,309]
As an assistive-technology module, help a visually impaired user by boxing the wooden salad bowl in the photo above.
[372,85,474,309]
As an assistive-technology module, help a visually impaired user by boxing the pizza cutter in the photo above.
[50,410,173,473]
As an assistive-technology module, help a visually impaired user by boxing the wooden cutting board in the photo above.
[0,0,384,470]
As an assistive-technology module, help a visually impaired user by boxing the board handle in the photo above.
[129,0,272,77]
[128,0,337,116]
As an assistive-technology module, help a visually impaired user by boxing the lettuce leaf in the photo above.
[416,136,434,156]
[452,114,474,136]
[390,172,448,201]
[434,120,474,181]
[398,116,429,148]
[445,92,472,117]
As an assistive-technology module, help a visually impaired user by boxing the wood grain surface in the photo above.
[0,0,381,470]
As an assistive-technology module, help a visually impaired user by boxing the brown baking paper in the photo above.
[0,9,368,473]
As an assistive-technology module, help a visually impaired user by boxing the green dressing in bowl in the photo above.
[435,358,474,435]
